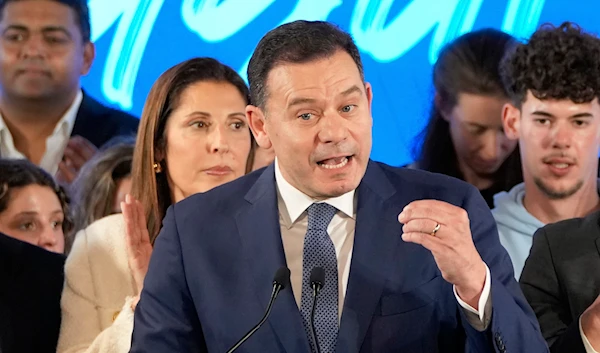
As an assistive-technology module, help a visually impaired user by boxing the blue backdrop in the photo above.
[82,0,599,167]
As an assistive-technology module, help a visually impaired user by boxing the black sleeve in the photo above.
[520,227,586,353]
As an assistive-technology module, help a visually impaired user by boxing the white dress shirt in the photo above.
[0,90,83,175]
[274,158,492,326]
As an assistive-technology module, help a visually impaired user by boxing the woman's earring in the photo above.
[153,162,162,173]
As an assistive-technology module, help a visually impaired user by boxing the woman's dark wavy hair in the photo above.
[413,28,522,189]
[0,158,74,252]
[500,21,600,107]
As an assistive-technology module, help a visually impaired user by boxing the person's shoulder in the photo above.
[374,161,473,194]
[174,168,265,218]
[364,161,482,212]
[70,214,126,256]
[79,93,139,128]
[541,210,600,242]
[66,214,130,283]
[97,104,139,128]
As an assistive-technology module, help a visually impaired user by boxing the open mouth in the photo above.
[547,163,570,169]
[317,155,352,170]
[544,161,574,176]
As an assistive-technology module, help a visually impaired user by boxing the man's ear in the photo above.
[81,42,95,76]
[503,102,521,140]
[246,105,272,149]
[364,81,373,112]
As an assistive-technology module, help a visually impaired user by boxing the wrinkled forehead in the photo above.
[263,52,365,111]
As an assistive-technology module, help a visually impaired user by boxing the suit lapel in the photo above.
[336,162,404,353]
[70,91,107,147]
[235,165,310,353]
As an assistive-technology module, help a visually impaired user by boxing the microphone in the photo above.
[226,266,290,353]
[309,267,325,353]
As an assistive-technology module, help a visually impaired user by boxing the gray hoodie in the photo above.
[491,183,544,279]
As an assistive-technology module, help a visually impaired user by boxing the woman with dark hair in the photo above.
[0,158,73,253]
[57,57,255,353]
[0,160,72,353]
[412,28,522,207]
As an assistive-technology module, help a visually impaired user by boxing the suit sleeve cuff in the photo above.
[454,263,491,323]
[580,316,600,353]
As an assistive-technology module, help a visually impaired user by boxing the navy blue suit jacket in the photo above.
[71,91,139,148]
[130,161,549,353]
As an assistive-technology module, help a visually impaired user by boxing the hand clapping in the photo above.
[122,194,153,309]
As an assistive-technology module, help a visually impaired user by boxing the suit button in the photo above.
[494,332,506,353]
[494,333,506,352]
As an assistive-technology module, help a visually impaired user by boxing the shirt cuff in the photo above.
[580,316,600,353]
[453,263,491,323]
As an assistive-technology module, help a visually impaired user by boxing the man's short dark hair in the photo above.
[500,21,600,107]
[247,20,364,109]
[0,0,91,42]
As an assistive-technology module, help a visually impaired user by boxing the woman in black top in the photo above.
[411,28,522,208]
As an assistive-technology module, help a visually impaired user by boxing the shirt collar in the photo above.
[0,90,83,136]
[274,157,356,225]
[53,90,83,136]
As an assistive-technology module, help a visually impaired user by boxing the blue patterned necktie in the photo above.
[300,203,339,353]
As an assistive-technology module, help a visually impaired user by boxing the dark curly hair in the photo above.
[0,159,74,252]
[501,21,600,106]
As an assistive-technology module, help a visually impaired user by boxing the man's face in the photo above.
[0,0,94,100]
[503,91,600,199]
[247,50,373,199]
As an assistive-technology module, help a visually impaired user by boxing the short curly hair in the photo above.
[500,21,600,107]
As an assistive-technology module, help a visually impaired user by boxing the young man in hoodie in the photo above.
[492,21,600,280]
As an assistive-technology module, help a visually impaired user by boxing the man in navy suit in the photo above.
[130,21,548,353]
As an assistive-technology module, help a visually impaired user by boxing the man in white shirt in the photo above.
[0,0,138,183]
[501,22,600,353]
[130,20,548,353]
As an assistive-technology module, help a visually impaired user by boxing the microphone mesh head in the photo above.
[310,267,325,287]
[273,267,291,289]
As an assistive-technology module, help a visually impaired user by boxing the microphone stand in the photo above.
[225,277,286,353]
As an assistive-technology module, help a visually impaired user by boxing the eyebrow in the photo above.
[339,85,363,97]
[3,24,72,38]
[14,210,63,216]
[287,85,363,108]
[186,111,246,118]
[288,97,317,108]
[14,211,38,216]
[531,110,594,118]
